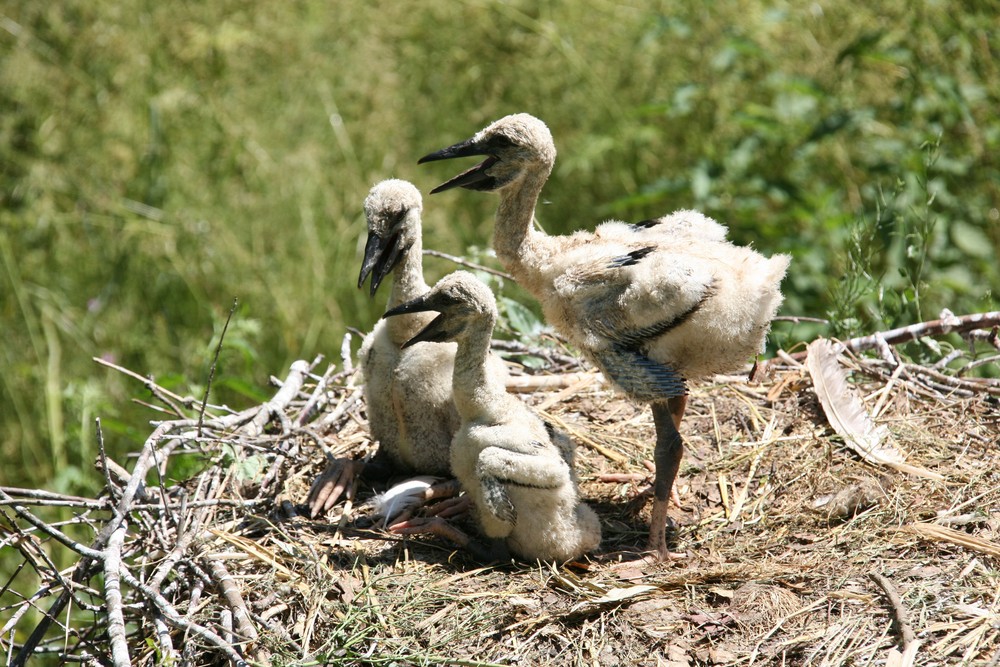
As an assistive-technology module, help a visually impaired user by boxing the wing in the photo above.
[595,344,687,402]
[475,441,570,525]
[551,240,717,354]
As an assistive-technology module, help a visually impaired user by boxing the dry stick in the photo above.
[490,339,583,370]
[870,572,919,660]
[199,298,239,438]
[0,488,108,510]
[340,332,353,374]
[787,311,1000,361]
[95,418,118,502]
[103,522,130,667]
[0,491,104,561]
[151,616,177,665]
[92,356,191,415]
[207,559,266,663]
[117,568,250,667]
[244,360,311,437]
[315,387,362,432]
[422,249,512,279]
[773,315,830,324]
[297,362,337,427]
[13,419,172,666]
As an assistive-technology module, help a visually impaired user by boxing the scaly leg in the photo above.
[648,396,686,559]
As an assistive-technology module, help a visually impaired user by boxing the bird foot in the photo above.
[377,478,465,525]
[389,515,508,563]
[389,515,469,544]
[424,493,471,519]
[306,457,361,518]
[605,549,687,571]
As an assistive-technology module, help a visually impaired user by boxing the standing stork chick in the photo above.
[419,114,790,559]
[308,179,506,517]
[384,271,602,563]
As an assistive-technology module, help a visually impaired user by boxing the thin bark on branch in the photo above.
[870,572,920,667]
[787,311,1000,361]
[208,559,267,663]
[422,249,512,279]
[118,569,250,667]
[104,522,130,667]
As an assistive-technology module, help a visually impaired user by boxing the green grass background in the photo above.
[2,0,998,496]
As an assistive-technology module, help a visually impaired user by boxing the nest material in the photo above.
[1,323,1000,666]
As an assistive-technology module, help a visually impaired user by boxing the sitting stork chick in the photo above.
[419,114,790,559]
[384,271,602,563]
[308,180,506,517]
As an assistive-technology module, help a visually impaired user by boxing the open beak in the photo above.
[383,293,457,348]
[418,138,499,194]
[358,229,408,297]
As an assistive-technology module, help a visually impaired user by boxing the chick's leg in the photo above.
[648,396,686,560]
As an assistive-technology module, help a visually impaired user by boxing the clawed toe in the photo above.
[306,457,360,518]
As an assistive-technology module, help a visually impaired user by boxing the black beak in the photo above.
[358,229,408,297]
[418,138,498,194]
[383,293,457,348]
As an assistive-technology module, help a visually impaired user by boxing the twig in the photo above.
[92,356,191,415]
[103,522,130,667]
[490,339,583,370]
[244,360,310,437]
[207,560,266,663]
[870,572,920,664]
[787,311,1000,361]
[505,371,599,393]
[13,418,173,666]
[773,315,830,324]
[200,298,239,438]
[118,568,250,667]
[95,418,118,501]
[297,362,337,427]
[340,332,353,374]
[0,488,108,510]
[315,387,363,432]
[0,490,104,560]
[423,249,512,279]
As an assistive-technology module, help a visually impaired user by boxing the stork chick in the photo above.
[419,114,790,559]
[384,271,602,562]
[307,179,506,517]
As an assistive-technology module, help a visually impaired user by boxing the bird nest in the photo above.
[2,318,1000,666]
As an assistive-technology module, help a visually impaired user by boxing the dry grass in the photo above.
[2,341,999,666]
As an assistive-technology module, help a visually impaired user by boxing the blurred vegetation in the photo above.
[2,0,998,499]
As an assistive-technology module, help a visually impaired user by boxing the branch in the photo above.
[422,249,512,279]
[787,311,1000,361]
[13,419,174,666]
[244,360,311,437]
[103,523,130,667]
[208,559,268,663]
[870,572,920,665]
[92,356,191,416]
[199,298,239,438]
[118,569,250,667]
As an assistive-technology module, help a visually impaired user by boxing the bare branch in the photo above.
[200,298,239,438]
[423,249,512,279]
[103,523,130,667]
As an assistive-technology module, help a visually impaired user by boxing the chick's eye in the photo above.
[491,136,515,149]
